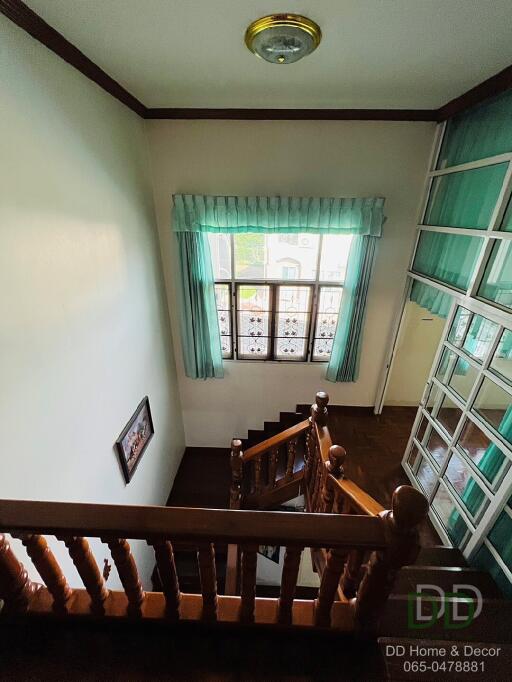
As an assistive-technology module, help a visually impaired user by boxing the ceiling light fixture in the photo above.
[245,14,321,65]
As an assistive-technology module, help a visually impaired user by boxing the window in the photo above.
[208,232,353,361]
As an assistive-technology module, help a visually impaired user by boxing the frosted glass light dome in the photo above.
[245,14,321,65]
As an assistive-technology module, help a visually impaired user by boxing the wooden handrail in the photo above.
[311,407,384,517]
[0,485,427,633]
[0,500,385,550]
[243,419,310,461]
[333,479,385,516]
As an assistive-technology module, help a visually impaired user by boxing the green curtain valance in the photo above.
[173,194,385,237]
[410,280,453,319]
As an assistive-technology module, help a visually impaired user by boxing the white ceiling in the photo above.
[27,0,512,109]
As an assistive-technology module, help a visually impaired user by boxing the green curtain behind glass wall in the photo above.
[437,89,512,167]
[413,231,483,291]
[410,280,452,318]
[425,164,507,229]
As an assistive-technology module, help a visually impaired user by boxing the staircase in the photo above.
[1,389,510,680]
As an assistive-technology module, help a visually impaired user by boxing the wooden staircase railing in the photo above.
[0,491,427,635]
[228,391,426,615]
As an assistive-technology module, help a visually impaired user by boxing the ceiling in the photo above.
[27,0,512,109]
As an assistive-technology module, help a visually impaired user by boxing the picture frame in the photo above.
[115,396,154,483]
[258,544,281,564]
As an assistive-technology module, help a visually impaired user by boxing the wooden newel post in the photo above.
[0,534,36,613]
[305,391,329,487]
[230,439,243,509]
[353,485,428,635]
[311,391,329,427]
[322,445,346,513]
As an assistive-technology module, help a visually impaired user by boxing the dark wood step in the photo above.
[166,447,231,509]
[1,621,386,681]
[263,421,282,435]
[246,429,266,448]
[414,545,467,568]
[279,411,305,428]
[379,595,512,642]
[394,566,503,599]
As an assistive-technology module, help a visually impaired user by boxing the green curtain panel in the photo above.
[173,194,385,236]
[410,280,452,319]
[424,164,507,230]
[172,195,386,381]
[412,231,483,291]
[176,231,224,379]
[437,89,512,168]
[326,236,377,382]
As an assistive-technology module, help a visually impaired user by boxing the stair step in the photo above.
[279,411,305,427]
[394,566,502,599]
[246,429,266,447]
[415,546,467,568]
[380,595,512,642]
[263,421,282,436]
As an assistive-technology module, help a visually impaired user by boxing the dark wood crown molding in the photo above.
[0,0,147,117]
[143,108,437,121]
[437,63,512,121]
[1,0,511,123]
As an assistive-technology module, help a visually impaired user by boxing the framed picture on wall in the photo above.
[115,396,154,483]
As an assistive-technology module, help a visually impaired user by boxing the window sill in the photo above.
[222,359,328,364]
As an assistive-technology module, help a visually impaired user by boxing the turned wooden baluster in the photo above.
[277,546,302,625]
[103,537,144,616]
[253,455,263,495]
[197,543,218,622]
[59,535,108,614]
[321,445,346,513]
[306,443,317,512]
[268,447,279,488]
[229,438,243,509]
[314,546,346,627]
[313,453,324,512]
[354,485,428,635]
[304,423,314,485]
[240,544,258,624]
[285,438,297,480]
[16,534,72,613]
[0,534,36,613]
[150,539,180,620]
[341,548,365,599]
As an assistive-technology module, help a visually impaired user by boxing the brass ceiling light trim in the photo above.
[245,14,322,64]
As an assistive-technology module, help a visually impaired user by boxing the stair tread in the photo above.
[415,546,467,567]
[394,565,503,599]
[380,594,512,642]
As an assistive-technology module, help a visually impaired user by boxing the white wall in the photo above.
[147,119,436,447]
[0,17,184,588]
[386,301,447,405]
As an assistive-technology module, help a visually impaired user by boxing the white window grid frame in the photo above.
[404,299,512,586]
[215,233,346,364]
[377,119,512,588]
